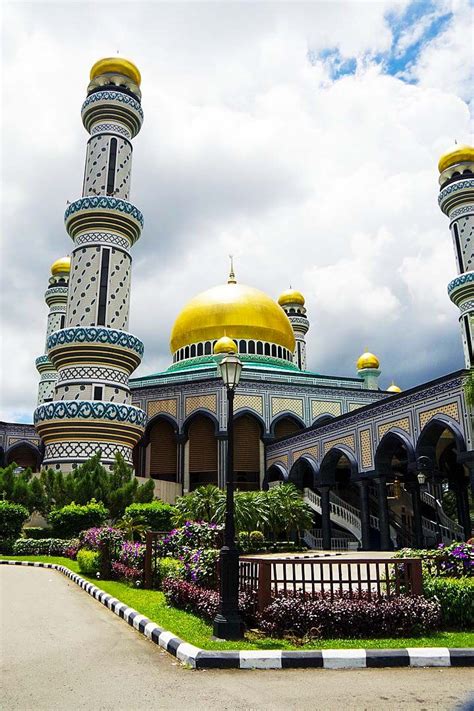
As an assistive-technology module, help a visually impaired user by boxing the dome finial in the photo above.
[228,255,236,284]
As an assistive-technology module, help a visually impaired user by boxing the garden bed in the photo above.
[2,555,473,652]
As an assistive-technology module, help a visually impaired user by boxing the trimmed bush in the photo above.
[162,578,257,624]
[124,501,176,532]
[22,527,54,540]
[12,538,77,556]
[77,549,100,576]
[48,500,109,538]
[0,501,30,539]
[423,576,474,630]
[258,592,441,639]
[79,526,124,552]
[156,557,185,586]
[111,561,142,584]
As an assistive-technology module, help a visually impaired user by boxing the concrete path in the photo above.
[1,566,473,711]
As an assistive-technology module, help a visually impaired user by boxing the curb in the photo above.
[2,560,473,670]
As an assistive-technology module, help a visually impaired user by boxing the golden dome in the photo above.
[90,57,141,86]
[356,351,380,370]
[278,289,305,307]
[51,256,71,276]
[214,336,238,354]
[438,144,474,173]
[387,383,402,393]
[170,282,295,354]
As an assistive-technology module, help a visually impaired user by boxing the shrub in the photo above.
[79,526,124,553]
[12,538,78,556]
[423,576,474,630]
[156,557,185,586]
[394,542,473,577]
[125,501,176,532]
[162,578,257,624]
[22,527,54,539]
[118,540,145,569]
[181,548,219,588]
[0,539,15,554]
[0,501,30,539]
[157,521,222,558]
[238,530,265,553]
[258,592,441,640]
[111,561,142,584]
[77,549,100,576]
[49,500,109,538]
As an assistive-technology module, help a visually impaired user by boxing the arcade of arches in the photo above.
[276,418,473,550]
[134,412,304,493]
[2,443,42,471]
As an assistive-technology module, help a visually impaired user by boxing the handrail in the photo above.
[329,490,360,517]
[420,490,463,537]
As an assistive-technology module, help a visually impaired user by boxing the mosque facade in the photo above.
[1,58,472,550]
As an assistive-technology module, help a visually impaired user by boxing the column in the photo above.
[320,485,332,550]
[357,479,371,551]
[375,476,391,551]
[408,482,423,548]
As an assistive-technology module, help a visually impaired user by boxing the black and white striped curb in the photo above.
[2,560,473,670]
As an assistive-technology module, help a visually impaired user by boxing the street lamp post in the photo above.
[213,337,244,640]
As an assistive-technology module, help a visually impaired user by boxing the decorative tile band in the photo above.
[34,400,147,427]
[47,327,144,356]
[438,179,474,205]
[64,196,144,228]
[1,561,473,670]
[81,90,144,119]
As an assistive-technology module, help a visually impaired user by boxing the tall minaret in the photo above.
[35,257,70,404]
[438,145,474,369]
[278,289,309,370]
[356,350,381,390]
[34,58,147,470]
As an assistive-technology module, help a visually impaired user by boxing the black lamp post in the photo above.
[213,338,244,640]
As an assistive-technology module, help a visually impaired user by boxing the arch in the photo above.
[271,413,305,439]
[248,340,255,355]
[184,345,190,359]
[187,413,218,490]
[204,341,212,355]
[233,412,263,491]
[256,341,263,355]
[239,340,247,354]
[375,429,416,480]
[190,344,196,358]
[319,445,358,486]
[182,409,220,437]
[271,344,277,357]
[5,441,42,471]
[197,342,203,356]
[312,414,335,427]
[147,416,178,482]
[264,463,287,490]
[288,455,318,491]
[416,415,467,460]
[277,346,282,359]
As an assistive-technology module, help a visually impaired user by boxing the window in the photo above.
[264,343,270,356]
[277,346,282,359]
[191,344,196,357]
[93,385,103,401]
[185,346,190,359]
[197,343,203,356]
[248,340,255,354]
[257,341,263,355]
[106,138,118,195]
[60,314,65,329]
[240,340,247,353]
[271,344,277,357]
[97,248,110,326]
[453,223,464,272]
[204,341,211,355]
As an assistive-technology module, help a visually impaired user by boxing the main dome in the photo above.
[170,281,296,354]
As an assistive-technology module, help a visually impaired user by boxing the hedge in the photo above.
[48,501,109,537]
[22,527,54,540]
[162,578,257,624]
[423,576,474,630]
[0,501,30,539]
[12,538,76,556]
[124,501,175,532]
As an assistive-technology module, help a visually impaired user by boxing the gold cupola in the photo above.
[356,350,380,371]
[170,273,295,355]
[90,57,141,86]
[278,288,305,307]
[51,256,71,276]
[214,336,238,354]
[438,144,474,174]
[387,382,402,393]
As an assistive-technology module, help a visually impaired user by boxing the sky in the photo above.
[1,0,473,423]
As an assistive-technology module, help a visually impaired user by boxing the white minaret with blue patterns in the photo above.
[34,58,147,470]
[438,145,474,369]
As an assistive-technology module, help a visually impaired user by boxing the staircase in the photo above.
[420,489,464,541]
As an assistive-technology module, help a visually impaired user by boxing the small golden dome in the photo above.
[90,57,141,86]
[51,256,71,276]
[387,383,402,393]
[357,351,380,370]
[278,289,305,307]
[214,336,238,354]
[438,144,474,173]
[170,282,295,354]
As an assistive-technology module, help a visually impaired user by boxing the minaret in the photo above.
[356,350,381,390]
[278,289,309,370]
[438,144,474,368]
[34,58,147,470]
[36,257,71,404]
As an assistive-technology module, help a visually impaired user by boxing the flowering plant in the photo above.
[111,561,142,584]
[157,521,222,558]
[79,527,125,552]
[118,540,145,569]
[395,541,473,577]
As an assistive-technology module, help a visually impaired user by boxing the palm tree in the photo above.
[116,513,147,541]
[173,485,224,525]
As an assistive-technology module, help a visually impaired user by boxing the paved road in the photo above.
[1,566,473,711]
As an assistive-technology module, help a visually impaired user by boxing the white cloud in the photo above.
[0,0,470,420]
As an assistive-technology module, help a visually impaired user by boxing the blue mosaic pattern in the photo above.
[438,179,474,205]
[81,91,144,119]
[447,272,474,295]
[35,355,50,366]
[64,196,144,228]
[47,327,144,357]
[34,400,147,427]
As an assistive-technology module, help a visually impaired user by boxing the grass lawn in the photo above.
[2,555,473,651]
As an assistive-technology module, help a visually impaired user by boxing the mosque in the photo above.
[0,58,472,550]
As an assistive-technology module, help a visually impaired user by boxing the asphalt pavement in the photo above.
[1,566,473,711]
